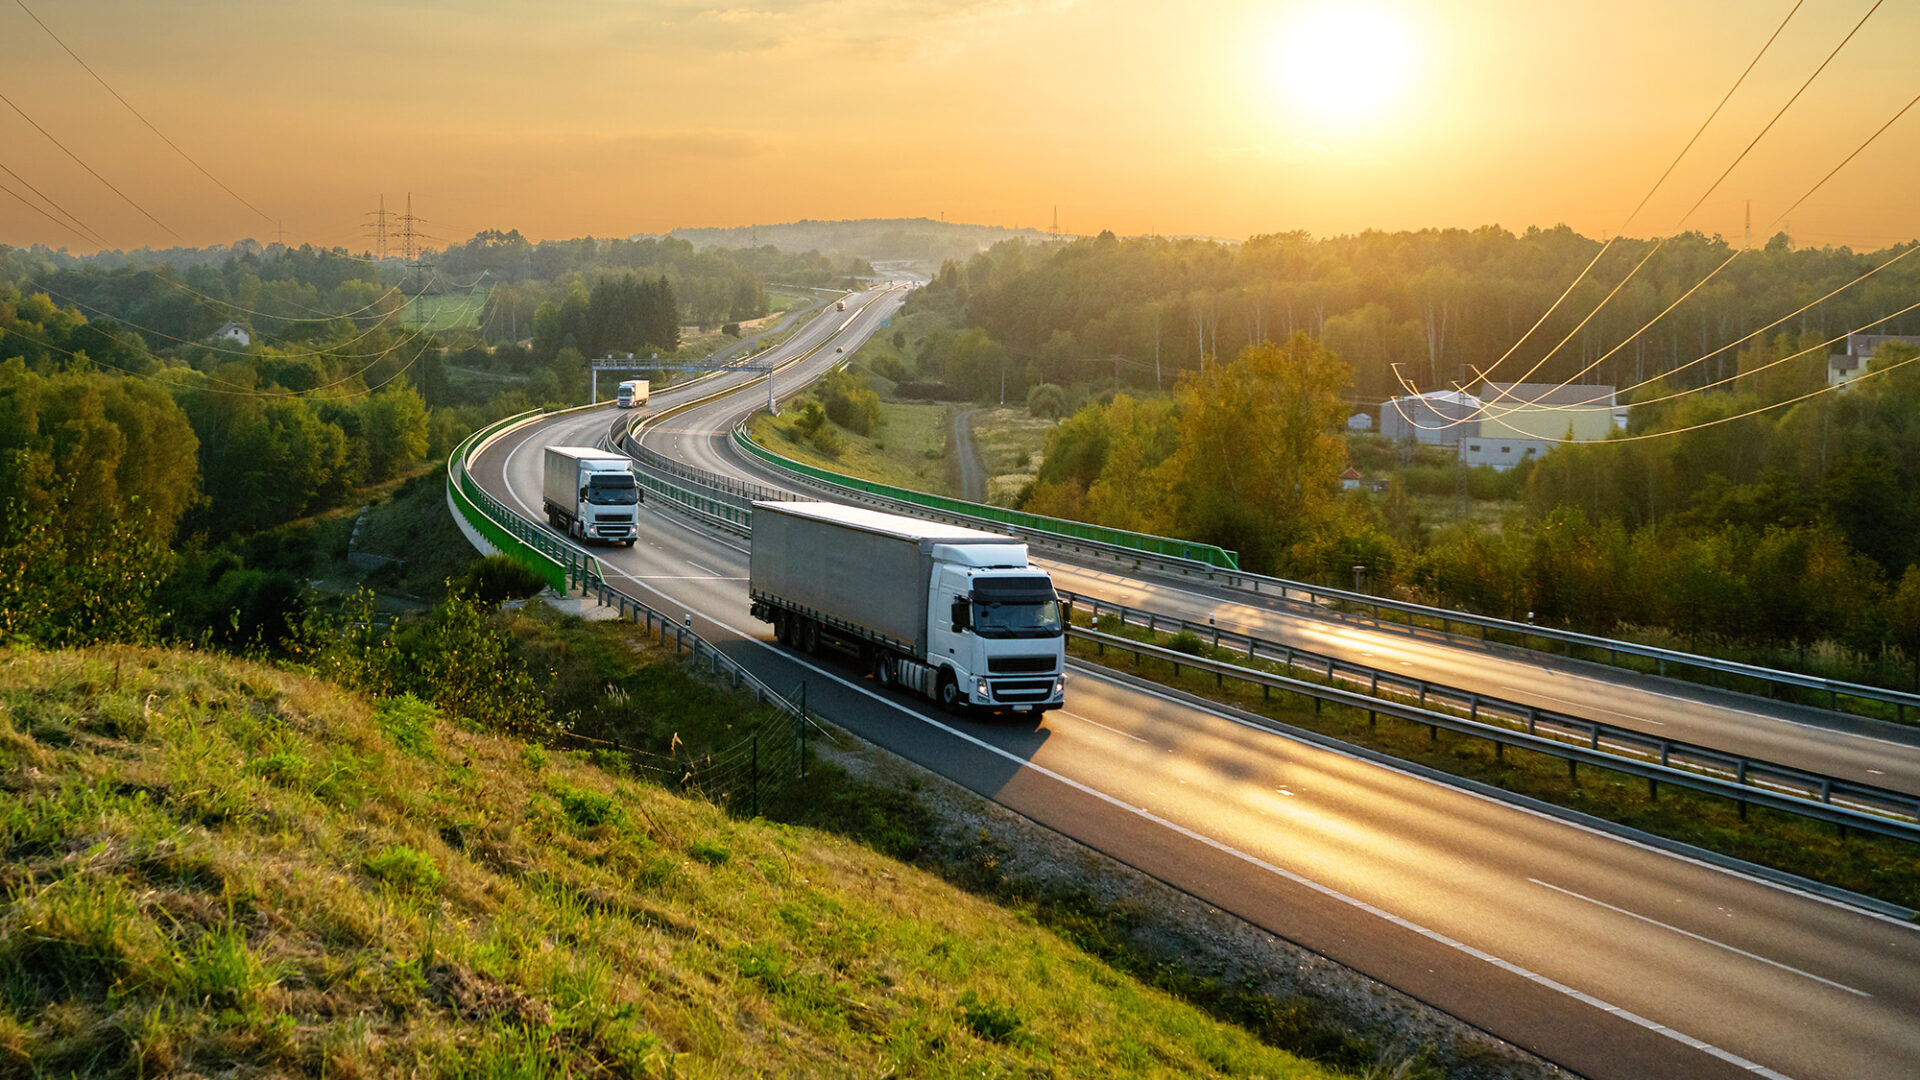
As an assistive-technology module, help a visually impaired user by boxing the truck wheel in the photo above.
[773,610,790,646]
[800,619,820,655]
[937,670,964,711]
[874,653,896,689]
[623,538,636,547]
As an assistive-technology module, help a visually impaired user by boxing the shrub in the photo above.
[1027,383,1067,420]
[364,846,442,894]
[555,786,618,829]
[957,990,1024,1043]
[1168,630,1205,656]
[375,694,438,754]
[458,554,548,604]
[688,840,730,866]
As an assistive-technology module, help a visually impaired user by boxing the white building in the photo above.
[1380,390,1481,446]
[1828,334,1920,388]
[209,321,250,347]
[1346,412,1374,432]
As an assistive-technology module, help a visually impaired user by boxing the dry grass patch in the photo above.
[0,645,1344,1079]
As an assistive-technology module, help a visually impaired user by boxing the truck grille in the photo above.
[598,514,635,524]
[990,679,1055,702]
[989,655,1057,674]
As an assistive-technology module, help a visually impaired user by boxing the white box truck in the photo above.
[749,501,1065,713]
[542,446,640,546]
[616,379,649,408]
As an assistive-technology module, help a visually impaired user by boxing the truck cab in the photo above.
[926,548,1066,710]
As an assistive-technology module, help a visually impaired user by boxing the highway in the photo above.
[470,291,1920,1080]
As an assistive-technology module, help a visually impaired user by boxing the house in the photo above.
[1459,436,1546,471]
[1346,412,1373,432]
[1340,466,1363,491]
[1380,389,1481,446]
[1828,334,1920,388]
[1474,381,1616,443]
[209,321,250,347]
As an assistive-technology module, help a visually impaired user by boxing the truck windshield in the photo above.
[971,598,1063,638]
[587,476,638,505]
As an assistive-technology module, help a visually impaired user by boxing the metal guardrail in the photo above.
[730,423,1244,570]
[729,422,1920,728]
[447,413,602,594]
[1066,594,1920,826]
[1071,625,1920,844]
[448,407,817,809]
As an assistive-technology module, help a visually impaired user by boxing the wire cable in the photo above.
[11,0,274,227]
[0,87,181,241]
[0,173,95,247]
[1459,0,1808,401]
[0,155,109,246]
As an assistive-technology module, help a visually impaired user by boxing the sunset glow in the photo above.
[1267,4,1418,130]
[2,1,1918,251]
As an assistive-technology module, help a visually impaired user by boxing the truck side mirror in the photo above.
[950,597,970,633]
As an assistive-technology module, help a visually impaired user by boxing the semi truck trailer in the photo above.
[616,379,649,408]
[749,501,1065,713]
[542,446,640,546]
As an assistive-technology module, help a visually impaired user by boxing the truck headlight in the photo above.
[1053,678,1065,696]
[976,677,991,697]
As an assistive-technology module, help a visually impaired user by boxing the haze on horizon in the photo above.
[3,0,1918,254]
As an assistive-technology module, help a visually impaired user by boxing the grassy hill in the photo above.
[0,644,1342,1079]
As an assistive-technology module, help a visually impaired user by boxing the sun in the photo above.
[1266,3,1418,130]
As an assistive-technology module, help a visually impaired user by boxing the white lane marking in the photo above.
[1529,879,1871,998]
[629,575,747,581]
[1085,662,1920,935]
[1868,769,1886,776]
[685,560,723,577]
[1057,710,1149,743]
[1500,687,1658,725]
[724,646,1806,1080]
[1044,563,1920,750]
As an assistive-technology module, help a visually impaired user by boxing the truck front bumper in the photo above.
[968,675,1066,712]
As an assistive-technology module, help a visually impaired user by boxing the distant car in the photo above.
[835,346,844,353]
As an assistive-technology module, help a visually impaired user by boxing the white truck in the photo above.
[835,300,847,311]
[749,501,1066,713]
[616,379,649,408]
[542,446,640,546]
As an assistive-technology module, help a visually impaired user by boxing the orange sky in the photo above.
[3,0,1918,254]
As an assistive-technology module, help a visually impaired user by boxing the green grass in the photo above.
[751,386,957,495]
[0,644,1349,1078]
[967,405,1058,506]
[407,288,489,331]
[1068,614,1920,911]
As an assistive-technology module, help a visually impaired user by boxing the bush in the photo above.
[1168,630,1205,655]
[722,322,740,337]
[1027,383,1067,420]
[364,847,441,894]
[458,554,548,604]
[555,786,619,828]
[375,694,438,754]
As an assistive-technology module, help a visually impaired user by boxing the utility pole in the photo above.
[365,195,390,260]
[397,192,419,264]
[1744,199,1752,250]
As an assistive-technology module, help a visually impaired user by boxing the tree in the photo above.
[1889,566,1920,689]
[1166,334,1352,568]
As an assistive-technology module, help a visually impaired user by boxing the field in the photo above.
[966,406,1057,505]
[751,390,958,495]
[0,644,1346,1079]
[405,286,489,331]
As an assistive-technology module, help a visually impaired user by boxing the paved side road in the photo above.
[950,407,986,503]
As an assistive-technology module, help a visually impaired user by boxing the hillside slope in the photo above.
[0,646,1338,1079]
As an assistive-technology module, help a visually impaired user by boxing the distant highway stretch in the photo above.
[469,291,1920,1080]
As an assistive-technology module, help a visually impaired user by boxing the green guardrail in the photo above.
[732,427,1241,570]
[447,411,602,594]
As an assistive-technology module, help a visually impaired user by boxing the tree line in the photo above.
[905,228,1920,406]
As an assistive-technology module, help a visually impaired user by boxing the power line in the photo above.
[0,155,109,246]
[1459,0,1808,401]
[0,87,182,242]
[10,0,274,227]
[0,173,96,247]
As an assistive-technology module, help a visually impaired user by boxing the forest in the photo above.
[890,229,1920,682]
[0,231,830,650]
